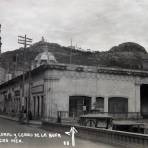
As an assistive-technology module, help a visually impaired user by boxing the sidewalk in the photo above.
[0,114,42,125]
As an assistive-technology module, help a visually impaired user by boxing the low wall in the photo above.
[42,121,148,148]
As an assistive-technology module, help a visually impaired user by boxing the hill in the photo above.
[0,41,148,74]
[109,42,147,53]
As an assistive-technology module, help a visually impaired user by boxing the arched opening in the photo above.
[108,97,128,114]
[94,97,104,112]
[69,96,91,117]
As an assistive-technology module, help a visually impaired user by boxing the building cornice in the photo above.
[1,63,148,89]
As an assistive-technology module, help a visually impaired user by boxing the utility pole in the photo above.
[18,35,32,123]
[70,38,73,64]
[0,24,2,54]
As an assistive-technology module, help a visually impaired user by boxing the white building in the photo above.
[0,51,148,121]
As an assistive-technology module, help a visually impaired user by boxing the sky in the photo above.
[0,0,148,52]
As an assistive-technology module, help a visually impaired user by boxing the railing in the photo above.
[57,111,78,125]
[89,111,142,120]
[57,111,69,118]
[58,111,142,120]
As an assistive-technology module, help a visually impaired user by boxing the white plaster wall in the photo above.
[45,70,140,117]
[2,67,148,119]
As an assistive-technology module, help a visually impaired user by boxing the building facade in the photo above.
[0,63,148,121]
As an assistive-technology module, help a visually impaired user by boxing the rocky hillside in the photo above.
[0,41,148,74]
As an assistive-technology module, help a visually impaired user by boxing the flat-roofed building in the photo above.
[1,62,148,121]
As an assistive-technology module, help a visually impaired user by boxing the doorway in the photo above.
[108,97,128,114]
[140,84,148,118]
[69,96,91,117]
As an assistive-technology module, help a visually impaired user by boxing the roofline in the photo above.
[1,63,148,89]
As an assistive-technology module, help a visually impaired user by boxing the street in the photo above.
[0,118,119,148]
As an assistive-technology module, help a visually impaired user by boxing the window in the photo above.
[95,97,104,112]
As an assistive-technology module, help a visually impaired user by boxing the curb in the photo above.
[0,115,42,125]
[0,115,18,121]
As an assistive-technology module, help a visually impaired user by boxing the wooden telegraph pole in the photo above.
[18,35,32,123]
[70,38,73,64]
[0,24,2,54]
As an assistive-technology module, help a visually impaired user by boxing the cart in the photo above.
[79,113,113,129]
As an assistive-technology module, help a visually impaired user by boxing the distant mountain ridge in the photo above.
[0,41,148,74]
